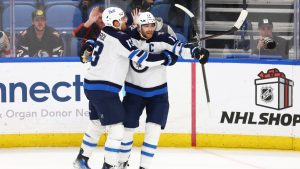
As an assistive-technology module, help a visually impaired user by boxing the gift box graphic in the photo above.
[255,68,294,110]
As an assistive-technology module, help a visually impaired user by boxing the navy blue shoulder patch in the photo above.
[124,27,141,40]
[149,31,177,45]
[104,27,138,51]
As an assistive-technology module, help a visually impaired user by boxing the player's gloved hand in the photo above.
[161,50,178,66]
[191,47,209,64]
[79,39,95,63]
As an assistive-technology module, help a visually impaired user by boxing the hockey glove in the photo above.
[79,39,95,63]
[161,50,178,66]
[191,47,209,64]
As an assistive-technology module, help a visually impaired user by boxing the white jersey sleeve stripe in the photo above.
[137,51,149,64]
[180,44,193,59]
[172,42,194,59]
[173,42,183,57]
[128,49,140,59]
[172,41,179,54]
[129,50,163,67]
[178,42,184,58]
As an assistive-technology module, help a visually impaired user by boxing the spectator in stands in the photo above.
[127,0,154,12]
[126,0,154,26]
[0,31,11,57]
[155,16,176,37]
[79,0,104,22]
[128,1,176,37]
[168,0,191,31]
[72,6,105,45]
[251,18,292,59]
[16,9,64,57]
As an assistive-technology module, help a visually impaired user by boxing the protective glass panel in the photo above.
[204,0,299,60]
[1,0,298,59]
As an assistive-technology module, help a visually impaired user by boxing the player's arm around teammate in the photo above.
[72,7,179,169]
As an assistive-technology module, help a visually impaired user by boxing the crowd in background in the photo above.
[0,0,298,59]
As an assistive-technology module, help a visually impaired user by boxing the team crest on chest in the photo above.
[130,60,148,73]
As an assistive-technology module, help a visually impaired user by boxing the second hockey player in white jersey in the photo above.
[118,12,209,169]
[72,7,179,169]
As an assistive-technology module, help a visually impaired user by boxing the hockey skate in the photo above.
[72,148,91,169]
[118,161,129,169]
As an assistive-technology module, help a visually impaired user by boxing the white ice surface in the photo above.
[0,147,298,169]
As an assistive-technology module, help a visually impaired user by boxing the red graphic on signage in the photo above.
[255,68,294,110]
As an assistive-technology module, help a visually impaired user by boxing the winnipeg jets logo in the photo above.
[261,86,273,103]
[130,61,148,73]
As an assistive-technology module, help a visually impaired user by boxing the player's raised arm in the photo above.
[125,12,209,64]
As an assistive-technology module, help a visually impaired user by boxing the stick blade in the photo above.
[233,10,248,29]
[174,4,195,18]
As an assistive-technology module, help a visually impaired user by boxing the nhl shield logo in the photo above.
[260,87,273,103]
[130,60,148,73]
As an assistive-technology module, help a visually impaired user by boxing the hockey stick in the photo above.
[175,4,248,42]
[175,4,211,102]
[174,4,248,103]
[199,10,248,41]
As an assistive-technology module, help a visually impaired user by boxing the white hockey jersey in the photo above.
[84,27,168,93]
[124,28,194,97]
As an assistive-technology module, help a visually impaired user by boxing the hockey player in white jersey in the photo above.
[118,12,209,169]
[72,7,179,169]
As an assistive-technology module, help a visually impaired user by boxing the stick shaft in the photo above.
[201,64,210,102]
[176,4,211,103]
[199,28,236,41]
